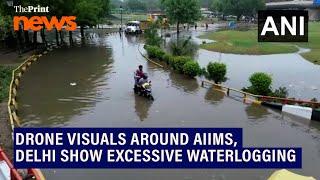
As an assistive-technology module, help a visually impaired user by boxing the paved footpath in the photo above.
[0,50,33,159]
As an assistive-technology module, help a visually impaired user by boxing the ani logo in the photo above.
[258,10,308,42]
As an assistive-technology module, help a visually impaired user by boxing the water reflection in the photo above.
[204,87,225,105]
[309,120,320,131]
[245,104,271,120]
[169,72,199,94]
[125,34,144,45]
[134,95,153,121]
[19,46,113,126]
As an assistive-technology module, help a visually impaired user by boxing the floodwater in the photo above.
[181,27,320,99]
[18,29,320,180]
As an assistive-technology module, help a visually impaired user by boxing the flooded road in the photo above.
[19,30,320,179]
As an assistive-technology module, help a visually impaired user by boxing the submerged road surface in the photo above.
[19,31,320,179]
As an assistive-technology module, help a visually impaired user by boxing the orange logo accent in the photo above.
[14,16,77,31]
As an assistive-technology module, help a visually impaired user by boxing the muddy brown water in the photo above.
[18,31,320,179]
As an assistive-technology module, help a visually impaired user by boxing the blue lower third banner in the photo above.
[14,128,302,169]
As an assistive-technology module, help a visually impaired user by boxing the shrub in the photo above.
[206,62,227,83]
[0,66,13,102]
[162,54,174,65]
[168,36,198,57]
[183,61,201,77]
[271,87,288,98]
[145,45,165,60]
[244,72,272,95]
[172,56,192,72]
[199,67,208,77]
[155,49,166,61]
[144,45,156,58]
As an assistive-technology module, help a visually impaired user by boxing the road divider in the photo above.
[201,80,320,122]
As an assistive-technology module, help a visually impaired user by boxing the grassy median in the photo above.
[199,22,320,65]
[298,22,320,65]
[0,66,13,102]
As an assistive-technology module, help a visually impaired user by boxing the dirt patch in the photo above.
[0,102,13,159]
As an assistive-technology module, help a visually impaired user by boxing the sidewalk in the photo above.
[0,102,13,158]
[0,49,34,66]
[0,50,33,159]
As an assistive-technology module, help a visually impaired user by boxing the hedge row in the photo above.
[144,45,201,78]
[0,66,13,102]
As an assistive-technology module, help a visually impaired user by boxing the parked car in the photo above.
[125,21,143,34]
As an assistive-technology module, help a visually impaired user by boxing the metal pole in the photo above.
[120,6,123,32]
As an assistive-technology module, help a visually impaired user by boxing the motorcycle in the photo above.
[134,81,154,101]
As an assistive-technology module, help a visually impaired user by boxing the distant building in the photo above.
[147,12,166,22]
[266,0,320,20]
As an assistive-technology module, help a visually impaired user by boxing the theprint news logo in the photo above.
[13,16,77,31]
[258,10,308,42]
[12,3,77,31]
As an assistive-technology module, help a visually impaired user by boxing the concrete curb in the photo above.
[261,102,320,121]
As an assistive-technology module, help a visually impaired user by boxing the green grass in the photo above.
[199,22,320,64]
[0,66,13,102]
[297,22,320,64]
[111,13,148,24]
[200,29,298,55]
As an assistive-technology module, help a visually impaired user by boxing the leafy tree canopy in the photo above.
[126,0,147,11]
[161,0,201,25]
[210,0,264,18]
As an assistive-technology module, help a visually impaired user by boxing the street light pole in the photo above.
[120,6,123,32]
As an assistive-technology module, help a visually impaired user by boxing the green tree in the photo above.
[144,0,161,11]
[74,0,101,38]
[111,0,123,9]
[161,0,201,36]
[145,22,162,47]
[210,0,264,20]
[49,0,76,45]
[126,0,147,11]
[168,36,198,57]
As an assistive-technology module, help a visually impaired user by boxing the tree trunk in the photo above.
[176,22,180,39]
[69,31,73,46]
[40,29,47,47]
[80,26,85,39]
[59,31,65,45]
[237,15,241,21]
[55,28,60,46]
[16,31,23,55]
[24,31,30,47]
[33,31,37,48]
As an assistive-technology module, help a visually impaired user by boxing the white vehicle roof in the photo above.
[127,21,140,24]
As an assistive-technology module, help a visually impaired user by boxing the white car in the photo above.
[125,21,142,34]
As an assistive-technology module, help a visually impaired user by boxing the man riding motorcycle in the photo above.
[134,65,144,85]
[138,73,149,89]
[133,71,154,100]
